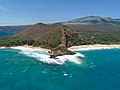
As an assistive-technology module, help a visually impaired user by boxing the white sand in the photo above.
[1,44,120,52]
[68,44,120,51]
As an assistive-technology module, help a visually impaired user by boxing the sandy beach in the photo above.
[1,44,120,52]
[68,44,120,51]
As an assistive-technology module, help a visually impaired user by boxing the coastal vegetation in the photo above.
[67,24,120,44]
[0,23,120,48]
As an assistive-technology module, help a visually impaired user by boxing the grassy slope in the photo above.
[67,24,120,44]
[0,23,84,48]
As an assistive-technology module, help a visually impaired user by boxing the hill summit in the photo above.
[0,23,84,48]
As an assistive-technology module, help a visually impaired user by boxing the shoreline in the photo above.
[0,45,84,65]
[0,45,51,52]
[1,44,120,52]
[68,44,120,51]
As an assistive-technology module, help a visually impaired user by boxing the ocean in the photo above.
[0,48,120,90]
[0,30,17,37]
[0,30,120,90]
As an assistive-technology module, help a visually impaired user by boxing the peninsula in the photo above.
[1,16,120,56]
[0,23,82,57]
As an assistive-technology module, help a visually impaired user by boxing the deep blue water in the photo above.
[0,30,17,37]
[0,48,120,90]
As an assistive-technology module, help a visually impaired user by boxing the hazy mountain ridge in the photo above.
[63,16,120,25]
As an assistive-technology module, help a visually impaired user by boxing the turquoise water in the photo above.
[0,48,120,90]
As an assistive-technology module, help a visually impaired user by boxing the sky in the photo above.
[0,0,120,25]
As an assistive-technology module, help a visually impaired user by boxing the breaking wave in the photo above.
[17,48,84,65]
[0,47,5,49]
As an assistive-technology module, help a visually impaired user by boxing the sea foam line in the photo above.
[19,50,84,65]
[0,47,6,49]
[10,46,84,65]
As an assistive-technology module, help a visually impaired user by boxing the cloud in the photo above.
[0,6,10,12]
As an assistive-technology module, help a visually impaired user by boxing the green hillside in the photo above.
[1,22,120,49]
[0,23,85,48]
[67,24,120,44]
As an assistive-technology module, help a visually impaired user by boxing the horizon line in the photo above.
[0,15,120,26]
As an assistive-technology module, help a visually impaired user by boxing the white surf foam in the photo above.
[0,47,5,49]
[57,53,84,64]
[12,47,84,65]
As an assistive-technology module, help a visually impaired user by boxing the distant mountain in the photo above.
[63,16,120,25]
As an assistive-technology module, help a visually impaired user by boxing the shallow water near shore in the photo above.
[0,48,120,90]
